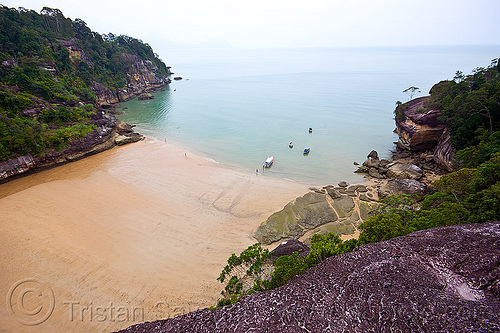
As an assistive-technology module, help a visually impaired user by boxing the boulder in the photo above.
[338,181,348,187]
[379,179,427,198]
[387,163,423,179]
[118,222,500,333]
[270,239,309,263]
[324,186,342,199]
[138,92,155,100]
[114,133,143,146]
[368,167,385,179]
[367,150,379,159]
[354,166,369,174]
[362,157,380,168]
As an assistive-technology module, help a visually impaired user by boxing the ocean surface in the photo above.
[117,45,500,185]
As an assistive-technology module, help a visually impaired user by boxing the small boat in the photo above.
[303,147,310,154]
[289,141,293,148]
[309,127,313,133]
[263,156,274,168]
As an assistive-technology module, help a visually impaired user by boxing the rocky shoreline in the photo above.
[0,86,167,183]
[254,95,455,246]
[0,50,171,183]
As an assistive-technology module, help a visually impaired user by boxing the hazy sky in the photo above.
[2,0,500,49]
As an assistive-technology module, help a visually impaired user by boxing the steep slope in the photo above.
[119,222,500,332]
[0,6,171,181]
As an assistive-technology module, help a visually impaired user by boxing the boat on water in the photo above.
[289,141,293,148]
[263,156,274,168]
[303,147,310,154]
[309,127,313,133]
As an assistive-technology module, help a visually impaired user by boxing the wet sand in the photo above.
[0,139,310,332]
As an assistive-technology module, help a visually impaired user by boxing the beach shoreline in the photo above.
[0,138,312,332]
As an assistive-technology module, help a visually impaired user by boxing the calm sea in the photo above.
[117,45,500,185]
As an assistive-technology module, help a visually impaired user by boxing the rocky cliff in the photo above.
[118,222,500,333]
[395,96,445,151]
[90,52,171,106]
[0,7,173,182]
[395,96,457,173]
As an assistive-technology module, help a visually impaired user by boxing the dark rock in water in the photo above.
[138,92,155,100]
[270,239,309,263]
[353,161,359,165]
[117,222,500,333]
[354,166,369,174]
[338,181,348,187]
[173,76,183,80]
[367,149,379,160]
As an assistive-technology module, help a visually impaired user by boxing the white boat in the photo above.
[303,147,310,154]
[264,156,274,168]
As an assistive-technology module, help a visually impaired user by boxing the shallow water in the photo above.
[118,45,500,185]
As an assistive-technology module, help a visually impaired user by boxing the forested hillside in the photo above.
[0,6,169,161]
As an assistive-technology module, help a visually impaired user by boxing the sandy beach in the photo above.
[0,139,310,333]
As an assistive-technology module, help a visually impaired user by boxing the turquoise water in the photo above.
[117,45,500,185]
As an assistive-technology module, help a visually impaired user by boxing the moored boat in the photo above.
[264,156,274,168]
[303,147,310,154]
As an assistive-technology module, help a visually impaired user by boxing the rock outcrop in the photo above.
[89,53,171,107]
[270,239,309,263]
[0,115,142,182]
[386,162,423,179]
[378,178,427,198]
[254,185,379,245]
[395,96,445,151]
[118,222,500,333]
[434,127,456,172]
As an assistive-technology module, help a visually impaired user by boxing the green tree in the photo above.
[403,86,421,100]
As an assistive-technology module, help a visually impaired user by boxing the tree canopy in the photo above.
[0,6,169,161]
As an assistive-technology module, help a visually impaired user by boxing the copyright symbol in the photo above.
[6,278,55,326]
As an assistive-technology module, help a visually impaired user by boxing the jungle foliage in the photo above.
[0,6,168,160]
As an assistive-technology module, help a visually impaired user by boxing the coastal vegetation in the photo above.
[217,58,500,307]
[0,6,168,161]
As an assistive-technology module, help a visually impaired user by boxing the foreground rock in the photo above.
[118,222,500,333]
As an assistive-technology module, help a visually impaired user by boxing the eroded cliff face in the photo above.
[434,127,456,172]
[0,41,171,182]
[118,222,500,333]
[395,96,445,151]
[395,96,456,172]
[90,52,171,106]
